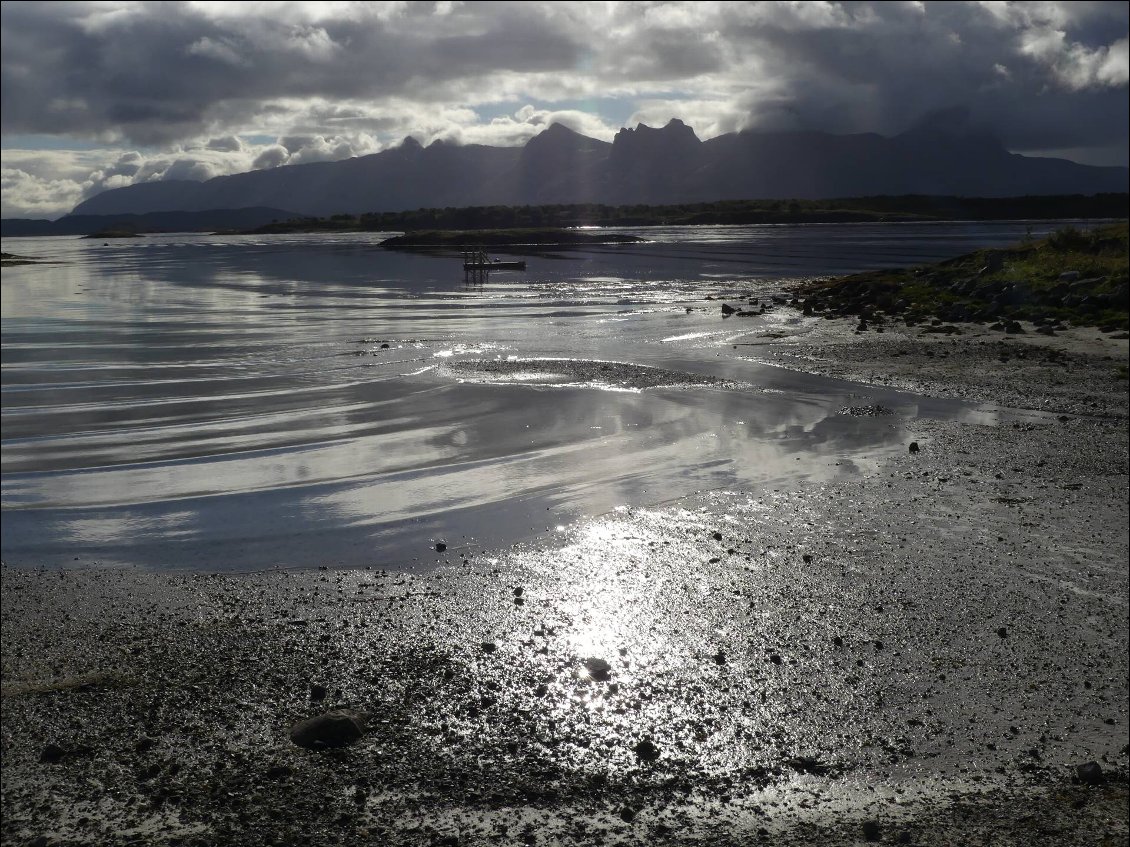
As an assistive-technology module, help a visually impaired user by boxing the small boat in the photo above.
[462,250,526,271]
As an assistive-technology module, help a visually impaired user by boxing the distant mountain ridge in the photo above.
[64,116,1130,218]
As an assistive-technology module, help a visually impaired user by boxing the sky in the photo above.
[1,0,1127,220]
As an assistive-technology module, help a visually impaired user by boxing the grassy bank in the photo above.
[792,222,1129,331]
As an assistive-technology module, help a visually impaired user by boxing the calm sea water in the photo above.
[0,221,1083,570]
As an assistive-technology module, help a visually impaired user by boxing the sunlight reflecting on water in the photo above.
[2,222,1074,570]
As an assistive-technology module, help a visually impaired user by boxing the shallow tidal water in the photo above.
[0,221,1085,570]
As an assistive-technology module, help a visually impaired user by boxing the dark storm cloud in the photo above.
[707,1,1128,153]
[0,1,586,145]
[2,1,1126,152]
[1,1,1127,219]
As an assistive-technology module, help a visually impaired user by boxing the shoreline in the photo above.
[3,309,1127,845]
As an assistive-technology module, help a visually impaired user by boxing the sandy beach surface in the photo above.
[2,315,1127,847]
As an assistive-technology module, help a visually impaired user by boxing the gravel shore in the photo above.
[2,315,1127,847]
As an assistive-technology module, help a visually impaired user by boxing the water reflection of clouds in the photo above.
[6,227,1038,570]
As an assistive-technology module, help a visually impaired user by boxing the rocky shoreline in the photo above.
[3,304,1127,846]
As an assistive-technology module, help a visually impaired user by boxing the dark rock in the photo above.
[289,709,365,750]
[633,739,661,762]
[721,303,737,316]
[908,442,920,454]
[769,653,783,665]
[265,764,294,779]
[996,627,1008,638]
[310,684,328,702]
[787,755,833,775]
[583,657,613,681]
[713,650,727,665]
[434,541,447,553]
[39,744,67,764]
[1076,761,1105,785]
[862,819,882,842]
[481,642,497,653]
[712,531,723,541]
[619,807,636,823]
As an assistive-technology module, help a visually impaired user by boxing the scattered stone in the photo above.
[289,710,365,750]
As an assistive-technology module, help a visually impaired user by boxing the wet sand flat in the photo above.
[2,321,1127,846]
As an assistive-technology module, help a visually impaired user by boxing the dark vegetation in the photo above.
[1,207,297,238]
[379,229,645,249]
[246,193,1128,234]
[792,222,1130,332]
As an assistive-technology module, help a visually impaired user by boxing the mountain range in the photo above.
[42,112,1130,221]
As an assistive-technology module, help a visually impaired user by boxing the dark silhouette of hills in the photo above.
[1,207,299,238]
[55,115,1130,219]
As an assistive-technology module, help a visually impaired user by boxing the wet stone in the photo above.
[289,709,365,750]
[1076,761,1105,785]
[633,739,661,762]
[583,657,613,681]
[862,819,882,842]
[39,744,67,764]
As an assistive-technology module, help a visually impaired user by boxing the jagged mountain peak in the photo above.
[65,116,1126,218]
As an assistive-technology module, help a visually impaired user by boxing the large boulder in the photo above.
[289,709,366,750]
